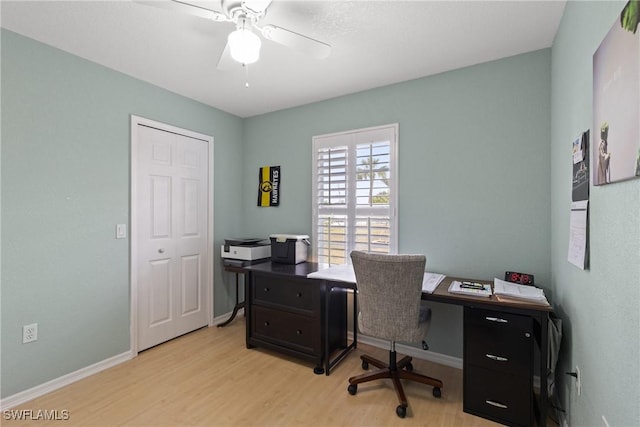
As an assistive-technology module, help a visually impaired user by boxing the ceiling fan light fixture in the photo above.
[228,27,261,64]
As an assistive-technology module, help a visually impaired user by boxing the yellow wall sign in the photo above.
[257,166,280,207]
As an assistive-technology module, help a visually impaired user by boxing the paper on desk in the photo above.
[493,278,547,302]
[422,273,445,294]
[306,264,445,294]
[448,280,492,297]
[307,264,356,283]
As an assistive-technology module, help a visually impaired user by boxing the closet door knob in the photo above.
[158,248,165,253]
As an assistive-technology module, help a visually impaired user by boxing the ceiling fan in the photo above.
[139,0,331,68]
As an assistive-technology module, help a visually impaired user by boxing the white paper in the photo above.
[493,278,546,301]
[568,200,588,269]
[422,273,446,294]
[448,280,492,297]
[307,264,355,283]
[307,265,445,294]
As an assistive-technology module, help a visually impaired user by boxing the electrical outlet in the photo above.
[23,323,38,343]
[576,366,581,396]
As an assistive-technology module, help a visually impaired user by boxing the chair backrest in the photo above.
[350,250,426,343]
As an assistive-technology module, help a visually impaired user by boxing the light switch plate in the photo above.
[116,224,127,239]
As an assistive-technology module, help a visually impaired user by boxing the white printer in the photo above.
[221,238,271,267]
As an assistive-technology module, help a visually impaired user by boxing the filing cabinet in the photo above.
[246,263,347,374]
[463,306,534,426]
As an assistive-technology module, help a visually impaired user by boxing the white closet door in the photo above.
[136,124,209,351]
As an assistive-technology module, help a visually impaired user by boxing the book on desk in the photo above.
[493,277,550,306]
[445,277,551,307]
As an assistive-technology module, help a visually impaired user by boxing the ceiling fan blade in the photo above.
[135,0,230,22]
[260,24,331,59]
[242,0,272,15]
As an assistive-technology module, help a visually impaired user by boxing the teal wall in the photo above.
[5,4,638,425]
[1,29,244,397]
[550,1,640,426]
[242,49,552,358]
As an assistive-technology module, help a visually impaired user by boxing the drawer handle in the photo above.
[296,292,302,298]
[485,354,508,362]
[264,321,270,326]
[264,287,270,292]
[485,400,508,409]
[485,316,508,323]
[296,329,302,335]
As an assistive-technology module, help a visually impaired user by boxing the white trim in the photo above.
[0,351,132,410]
[351,332,463,370]
[311,123,399,263]
[129,115,215,356]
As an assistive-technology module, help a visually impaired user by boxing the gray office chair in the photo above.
[347,251,443,418]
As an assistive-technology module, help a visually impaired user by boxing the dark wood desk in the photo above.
[243,263,552,427]
[424,276,553,427]
[243,262,357,375]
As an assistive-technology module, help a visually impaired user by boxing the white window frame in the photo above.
[311,123,398,265]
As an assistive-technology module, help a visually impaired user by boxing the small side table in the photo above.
[217,264,246,327]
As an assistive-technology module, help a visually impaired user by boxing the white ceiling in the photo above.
[1,0,566,118]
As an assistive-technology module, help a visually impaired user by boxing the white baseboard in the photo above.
[2,308,244,409]
[0,351,133,410]
[351,332,464,370]
[1,317,534,410]
[2,308,244,410]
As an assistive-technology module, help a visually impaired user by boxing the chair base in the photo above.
[347,350,443,418]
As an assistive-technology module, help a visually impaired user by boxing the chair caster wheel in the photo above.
[347,384,357,395]
[396,405,407,418]
[433,387,441,398]
[361,360,369,370]
[405,362,413,372]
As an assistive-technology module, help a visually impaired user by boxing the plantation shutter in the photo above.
[312,124,397,266]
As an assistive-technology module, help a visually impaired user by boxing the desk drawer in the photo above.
[464,365,532,426]
[464,307,532,376]
[252,305,320,355]
[253,274,318,313]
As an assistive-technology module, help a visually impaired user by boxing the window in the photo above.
[312,124,398,266]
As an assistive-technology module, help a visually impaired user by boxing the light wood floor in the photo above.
[4,320,504,426]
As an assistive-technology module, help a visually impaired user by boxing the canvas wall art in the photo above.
[592,0,640,185]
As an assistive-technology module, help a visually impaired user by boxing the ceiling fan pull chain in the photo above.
[244,63,250,88]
